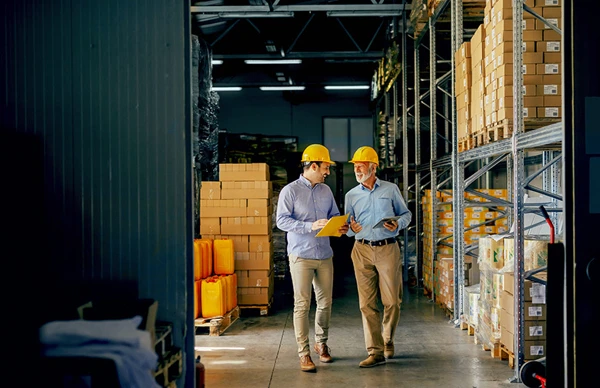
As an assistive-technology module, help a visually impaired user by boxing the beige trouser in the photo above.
[289,255,334,357]
[351,241,402,356]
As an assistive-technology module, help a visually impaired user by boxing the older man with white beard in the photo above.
[344,146,412,368]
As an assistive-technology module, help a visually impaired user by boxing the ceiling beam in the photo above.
[213,51,382,59]
[191,5,411,13]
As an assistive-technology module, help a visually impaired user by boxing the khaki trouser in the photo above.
[351,241,402,356]
[289,255,334,357]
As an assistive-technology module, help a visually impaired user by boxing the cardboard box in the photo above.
[221,181,273,199]
[501,328,514,353]
[200,217,220,235]
[536,84,561,96]
[219,163,270,182]
[536,18,560,30]
[221,216,272,235]
[536,63,560,75]
[246,198,272,217]
[537,0,560,6]
[523,30,543,41]
[536,41,561,52]
[542,6,561,18]
[544,52,561,63]
[537,107,561,118]
[201,181,221,200]
[543,29,561,41]
[235,250,274,270]
[236,269,272,288]
[201,199,248,218]
[524,340,546,360]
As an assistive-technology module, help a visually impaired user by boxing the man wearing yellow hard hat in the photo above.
[276,144,349,372]
[344,146,412,368]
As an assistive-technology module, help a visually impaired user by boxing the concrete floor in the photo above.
[195,275,527,388]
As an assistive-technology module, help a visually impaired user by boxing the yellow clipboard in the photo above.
[315,214,350,237]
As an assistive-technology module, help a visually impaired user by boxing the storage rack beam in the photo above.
[191,4,412,13]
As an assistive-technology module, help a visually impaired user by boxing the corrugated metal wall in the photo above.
[1,0,194,385]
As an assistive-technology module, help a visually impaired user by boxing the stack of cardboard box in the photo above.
[421,189,509,296]
[481,0,562,128]
[200,163,275,306]
[455,41,473,146]
[500,272,547,360]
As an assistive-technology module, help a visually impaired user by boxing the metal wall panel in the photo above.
[1,0,193,385]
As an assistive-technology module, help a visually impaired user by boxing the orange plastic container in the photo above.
[230,273,238,309]
[214,239,234,275]
[220,275,231,312]
[198,239,214,278]
[193,240,202,281]
[201,277,226,318]
[194,280,202,319]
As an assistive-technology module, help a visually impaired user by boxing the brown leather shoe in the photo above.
[300,355,316,372]
[384,342,395,359]
[313,343,333,363]
[359,354,386,368]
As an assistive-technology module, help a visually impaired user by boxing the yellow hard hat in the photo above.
[301,144,335,165]
[350,146,379,166]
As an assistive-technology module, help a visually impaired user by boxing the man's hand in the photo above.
[338,223,349,235]
[311,219,329,230]
[383,220,398,232]
[349,216,362,233]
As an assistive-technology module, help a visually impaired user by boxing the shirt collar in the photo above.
[360,177,381,191]
[299,174,314,188]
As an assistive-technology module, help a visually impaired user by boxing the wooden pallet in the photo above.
[480,341,502,359]
[239,297,273,316]
[500,345,515,369]
[195,306,240,336]
[458,136,474,152]
[472,130,488,147]
[467,323,476,336]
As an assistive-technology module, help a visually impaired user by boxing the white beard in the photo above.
[355,168,373,184]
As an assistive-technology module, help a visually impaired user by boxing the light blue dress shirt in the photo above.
[276,175,341,259]
[345,178,412,241]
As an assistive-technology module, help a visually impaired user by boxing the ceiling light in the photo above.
[245,59,302,65]
[259,86,305,91]
[277,77,286,81]
[212,87,242,91]
[324,85,370,90]
[275,72,284,76]
[211,59,223,65]
[218,12,294,18]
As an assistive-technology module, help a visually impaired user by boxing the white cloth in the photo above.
[40,316,160,388]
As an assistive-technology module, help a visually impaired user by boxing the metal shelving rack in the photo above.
[392,0,564,383]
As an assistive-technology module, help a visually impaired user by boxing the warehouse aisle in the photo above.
[195,274,526,388]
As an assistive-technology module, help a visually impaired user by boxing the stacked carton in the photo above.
[477,236,506,348]
[470,25,486,137]
[455,42,473,145]
[482,0,561,128]
[500,272,547,360]
[421,188,509,305]
[200,163,275,306]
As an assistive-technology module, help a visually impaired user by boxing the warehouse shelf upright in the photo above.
[408,0,457,310]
